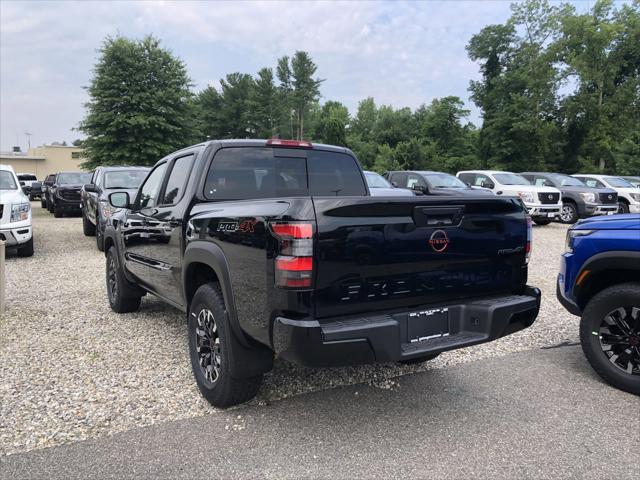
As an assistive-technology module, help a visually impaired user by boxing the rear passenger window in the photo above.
[162,154,195,204]
[307,151,366,196]
[204,148,366,200]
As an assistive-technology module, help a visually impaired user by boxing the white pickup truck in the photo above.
[457,170,562,225]
[0,164,34,256]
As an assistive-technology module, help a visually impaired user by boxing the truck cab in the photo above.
[457,170,562,225]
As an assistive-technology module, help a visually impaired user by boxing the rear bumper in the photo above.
[273,287,541,368]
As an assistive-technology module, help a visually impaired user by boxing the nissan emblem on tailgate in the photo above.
[429,230,450,253]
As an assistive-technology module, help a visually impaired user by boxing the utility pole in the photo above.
[24,132,32,150]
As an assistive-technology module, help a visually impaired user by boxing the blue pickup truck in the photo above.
[557,214,640,395]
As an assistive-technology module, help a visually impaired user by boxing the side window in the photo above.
[406,173,426,189]
[475,174,490,187]
[534,177,548,187]
[581,177,603,188]
[307,151,367,196]
[161,154,195,205]
[137,163,168,209]
[390,172,407,187]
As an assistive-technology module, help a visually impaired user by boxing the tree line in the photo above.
[79,0,639,175]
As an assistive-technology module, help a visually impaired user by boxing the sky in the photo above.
[0,0,594,152]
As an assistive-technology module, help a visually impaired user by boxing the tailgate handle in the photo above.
[414,206,464,227]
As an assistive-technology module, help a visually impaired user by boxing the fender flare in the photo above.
[574,250,640,304]
[182,241,249,347]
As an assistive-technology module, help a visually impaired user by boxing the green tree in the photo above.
[315,101,349,145]
[276,56,295,138]
[246,68,280,138]
[218,72,254,138]
[78,35,196,168]
[195,85,223,140]
[290,51,323,139]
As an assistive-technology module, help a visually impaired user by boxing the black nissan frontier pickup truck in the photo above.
[104,139,541,407]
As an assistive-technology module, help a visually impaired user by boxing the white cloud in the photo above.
[1,0,520,151]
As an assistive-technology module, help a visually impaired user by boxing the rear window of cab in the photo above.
[204,147,366,200]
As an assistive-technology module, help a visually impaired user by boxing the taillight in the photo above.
[525,215,532,264]
[266,139,313,148]
[271,222,314,288]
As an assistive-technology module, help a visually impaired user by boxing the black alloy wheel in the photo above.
[195,308,222,385]
[597,306,640,376]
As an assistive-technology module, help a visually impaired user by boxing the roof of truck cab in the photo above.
[169,139,350,155]
[457,170,516,175]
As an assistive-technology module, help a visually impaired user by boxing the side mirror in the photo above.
[84,183,98,193]
[412,184,427,194]
[109,191,130,209]
[480,180,495,189]
[391,181,398,188]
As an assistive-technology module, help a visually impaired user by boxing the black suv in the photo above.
[42,174,56,210]
[81,166,150,251]
[49,171,93,217]
[103,139,540,408]
[385,171,493,196]
[520,172,618,224]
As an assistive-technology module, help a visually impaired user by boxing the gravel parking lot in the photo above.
[0,204,577,455]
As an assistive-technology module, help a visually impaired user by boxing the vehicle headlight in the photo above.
[580,192,596,203]
[565,229,593,253]
[517,191,535,204]
[99,199,120,219]
[629,193,640,202]
[11,202,30,222]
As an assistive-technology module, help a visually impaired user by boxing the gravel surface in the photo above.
[0,204,577,455]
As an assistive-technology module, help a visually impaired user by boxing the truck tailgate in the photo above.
[312,196,529,319]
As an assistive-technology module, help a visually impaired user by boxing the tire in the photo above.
[83,212,96,236]
[17,237,34,257]
[618,201,629,214]
[40,198,46,208]
[53,203,63,218]
[533,218,552,226]
[47,199,53,213]
[29,194,35,201]
[96,224,105,251]
[188,282,263,408]
[399,353,440,365]
[106,246,142,313]
[560,202,578,224]
[580,282,640,396]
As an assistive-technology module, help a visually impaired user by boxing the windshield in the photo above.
[0,170,18,190]
[364,172,391,188]
[551,174,584,187]
[57,172,92,185]
[104,170,149,189]
[494,173,531,186]
[423,172,467,188]
[607,177,634,188]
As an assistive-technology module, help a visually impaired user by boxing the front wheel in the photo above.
[188,283,263,408]
[17,237,34,257]
[106,246,142,313]
[580,283,640,396]
[53,204,63,218]
[560,203,578,224]
[618,201,629,214]
[40,198,47,208]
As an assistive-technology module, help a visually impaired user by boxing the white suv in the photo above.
[457,170,562,225]
[572,174,640,214]
[0,164,34,256]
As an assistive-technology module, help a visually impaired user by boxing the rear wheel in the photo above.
[17,237,34,257]
[106,246,142,313]
[618,201,629,214]
[533,218,552,226]
[83,213,96,236]
[399,353,440,365]
[560,202,578,224]
[188,282,263,408]
[40,198,46,208]
[580,283,640,396]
